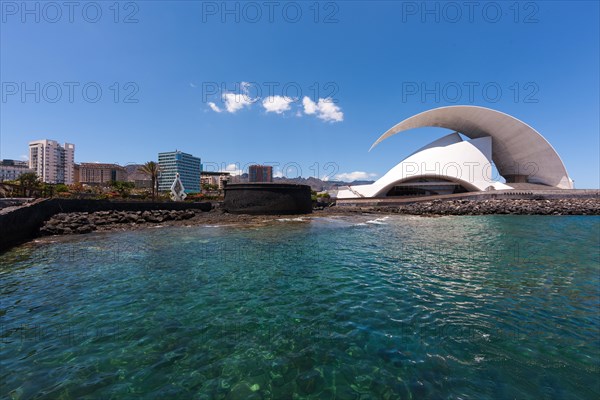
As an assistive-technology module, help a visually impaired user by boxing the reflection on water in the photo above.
[1,215,599,399]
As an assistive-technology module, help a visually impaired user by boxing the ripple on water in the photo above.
[0,216,599,399]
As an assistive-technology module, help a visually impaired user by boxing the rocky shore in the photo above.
[37,198,599,237]
[330,198,600,216]
[40,209,198,235]
[38,208,293,236]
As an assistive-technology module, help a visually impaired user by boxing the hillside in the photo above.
[230,174,374,191]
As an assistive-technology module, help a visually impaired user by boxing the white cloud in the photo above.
[335,171,377,182]
[206,84,343,120]
[208,102,222,113]
[222,92,252,113]
[189,83,197,88]
[316,98,344,122]
[208,82,254,113]
[302,96,318,115]
[273,170,284,178]
[301,96,344,122]
[221,163,243,176]
[20,155,28,161]
[262,96,294,114]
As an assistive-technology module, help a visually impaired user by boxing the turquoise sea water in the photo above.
[1,215,599,399]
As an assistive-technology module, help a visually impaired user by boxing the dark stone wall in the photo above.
[0,198,32,210]
[0,199,212,253]
[223,184,312,215]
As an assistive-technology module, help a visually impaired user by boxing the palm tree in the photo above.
[138,161,159,200]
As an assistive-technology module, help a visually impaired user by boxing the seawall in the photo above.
[0,199,212,253]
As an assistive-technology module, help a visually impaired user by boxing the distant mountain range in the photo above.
[274,177,375,191]
[125,164,373,191]
[124,164,151,182]
[231,174,374,191]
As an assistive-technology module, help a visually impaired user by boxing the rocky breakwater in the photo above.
[40,209,198,235]
[347,198,600,216]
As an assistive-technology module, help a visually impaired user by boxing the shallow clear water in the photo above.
[1,215,599,399]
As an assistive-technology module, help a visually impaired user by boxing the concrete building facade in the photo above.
[78,163,127,185]
[158,151,201,193]
[28,140,75,184]
[201,171,231,190]
[0,160,34,182]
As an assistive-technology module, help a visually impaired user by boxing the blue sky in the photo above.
[1,1,598,187]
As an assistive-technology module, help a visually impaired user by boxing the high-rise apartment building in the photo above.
[28,140,75,184]
[249,165,273,183]
[158,150,201,193]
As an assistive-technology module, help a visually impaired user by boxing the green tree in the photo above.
[138,161,159,200]
[54,184,69,193]
[17,172,40,197]
[110,181,135,198]
[41,183,55,198]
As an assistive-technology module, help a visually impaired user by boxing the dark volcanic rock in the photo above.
[76,225,93,234]
[341,198,600,216]
[39,209,200,236]
[36,198,598,238]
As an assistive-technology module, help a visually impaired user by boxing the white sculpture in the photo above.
[170,173,187,201]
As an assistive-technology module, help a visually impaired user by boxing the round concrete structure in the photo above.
[223,183,312,215]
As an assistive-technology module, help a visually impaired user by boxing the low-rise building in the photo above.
[0,160,34,182]
[201,171,231,190]
[78,163,127,185]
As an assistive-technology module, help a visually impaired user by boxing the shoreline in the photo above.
[34,197,600,239]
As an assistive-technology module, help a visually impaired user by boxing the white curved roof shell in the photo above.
[337,133,511,199]
[370,106,573,189]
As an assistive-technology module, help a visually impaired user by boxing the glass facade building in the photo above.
[158,151,201,193]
